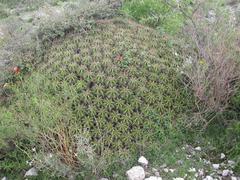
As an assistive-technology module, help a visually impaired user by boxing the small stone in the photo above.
[154,172,160,177]
[203,176,214,180]
[145,172,151,178]
[152,168,158,172]
[0,31,4,38]
[113,173,119,178]
[207,10,216,23]
[203,159,211,165]
[222,170,230,177]
[169,169,175,173]
[188,167,196,172]
[160,164,167,168]
[144,176,162,180]
[213,164,220,169]
[177,160,183,165]
[100,178,108,180]
[32,147,36,152]
[173,178,184,180]
[198,169,204,176]
[220,162,225,167]
[1,177,7,180]
[195,146,201,151]
[228,160,235,167]
[126,166,145,180]
[163,168,169,173]
[231,177,237,180]
[220,153,225,159]
[138,156,149,166]
[24,167,38,177]
[209,172,215,176]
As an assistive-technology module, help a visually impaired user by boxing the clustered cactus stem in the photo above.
[12,19,193,157]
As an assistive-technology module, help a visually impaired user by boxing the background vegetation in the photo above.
[122,0,192,35]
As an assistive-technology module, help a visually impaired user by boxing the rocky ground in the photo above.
[1,144,239,180]
[123,145,240,180]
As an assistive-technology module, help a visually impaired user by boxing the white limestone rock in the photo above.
[173,178,184,180]
[195,146,201,151]
[220,153,225,159]
[228,160,235,167]
[188,167,196,172]
[154,172,160,177]
[24,167,38,177]
[138,156,149,166]
[203,176,214,180]
[222,169,230,177]
[126,166,145,180]
[198,169,204,176]
[160,164,167,168]
[213,164,220,170]
[163,168,169,173]
[144,176,162,180]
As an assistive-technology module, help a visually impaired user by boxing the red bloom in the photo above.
[13,66,20,75]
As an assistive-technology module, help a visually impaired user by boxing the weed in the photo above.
[122,0,191,34]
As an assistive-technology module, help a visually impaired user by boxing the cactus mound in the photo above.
[16,19,192,154]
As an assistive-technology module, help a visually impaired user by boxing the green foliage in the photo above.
[230,89,240,114]
[0,147,28,178]
[0,18,193,177]
[0,107,22,147]
[0,3,9,19]
[122,0,188,34]
[225,90,240,172]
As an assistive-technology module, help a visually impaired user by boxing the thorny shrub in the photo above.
[179,0,240,127]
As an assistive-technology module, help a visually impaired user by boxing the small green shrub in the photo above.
[122,0,189,34]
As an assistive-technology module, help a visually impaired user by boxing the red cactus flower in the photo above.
[13,66,21,75]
